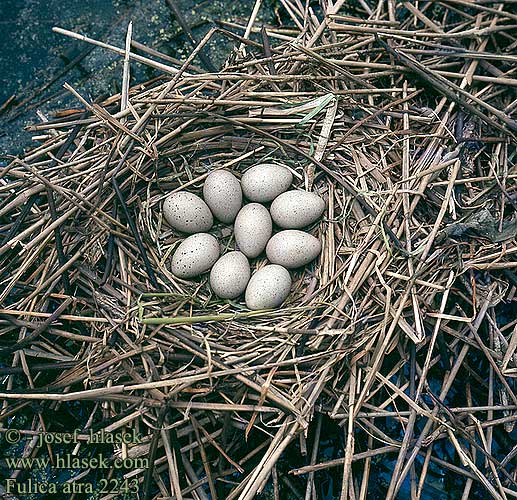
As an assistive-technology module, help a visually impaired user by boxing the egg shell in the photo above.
[270,190,325,229]
[163,191,213,233]
[171,233,220,278]
[266,230,321,269]
[234,203,273,258]
[203,170,242,223]
[245,264,292,310]
[209,251,250,299]
[241,163,293,202]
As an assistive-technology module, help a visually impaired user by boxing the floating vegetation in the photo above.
[1,0,516,498]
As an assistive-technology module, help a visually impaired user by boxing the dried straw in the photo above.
[1,1,516,498]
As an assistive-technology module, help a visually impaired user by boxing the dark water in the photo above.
[0,0,276,154]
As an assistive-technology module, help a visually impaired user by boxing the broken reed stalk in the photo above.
[1,1,516,499]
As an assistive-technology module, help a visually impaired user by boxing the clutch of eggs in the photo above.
[162,164,325,309]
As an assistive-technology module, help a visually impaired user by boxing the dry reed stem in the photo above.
[1,1,516,498]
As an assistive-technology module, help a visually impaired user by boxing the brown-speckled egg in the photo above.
[266,230,321,268]
[171,233,219,278]
[203,170,242,223]
[245,264,292,310]
[234,203,272,258]
[270,190,325,228]
[241,163,293,202]
[163,191,213,233]
[209,251,250,299]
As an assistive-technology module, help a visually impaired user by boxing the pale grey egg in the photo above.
[171,233,220,278]
[241,163,293,202]
[266,230,321,269]
[270,190,325,228]
[209,251,250,299]
[245,264,292,310]
[163,191,213,234]
[203,170,242,223]
[234,203,272,258]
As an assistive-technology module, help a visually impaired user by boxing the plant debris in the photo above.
[0,1,516,498]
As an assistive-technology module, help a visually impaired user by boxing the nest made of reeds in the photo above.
[1,1,516,499]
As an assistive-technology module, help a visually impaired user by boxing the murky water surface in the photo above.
[0,0,276,153]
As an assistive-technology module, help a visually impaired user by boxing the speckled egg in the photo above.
[209,251,250,299]
[203,170,242,223]
[266,230,321,269]
[241,163,293,202]
[270,190,325,228]
[171,233,220,278]
[245,264,292,310]
[163,191,213,233]
[234,203,273,258]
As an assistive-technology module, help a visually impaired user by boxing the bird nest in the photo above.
[1,2,517,499]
